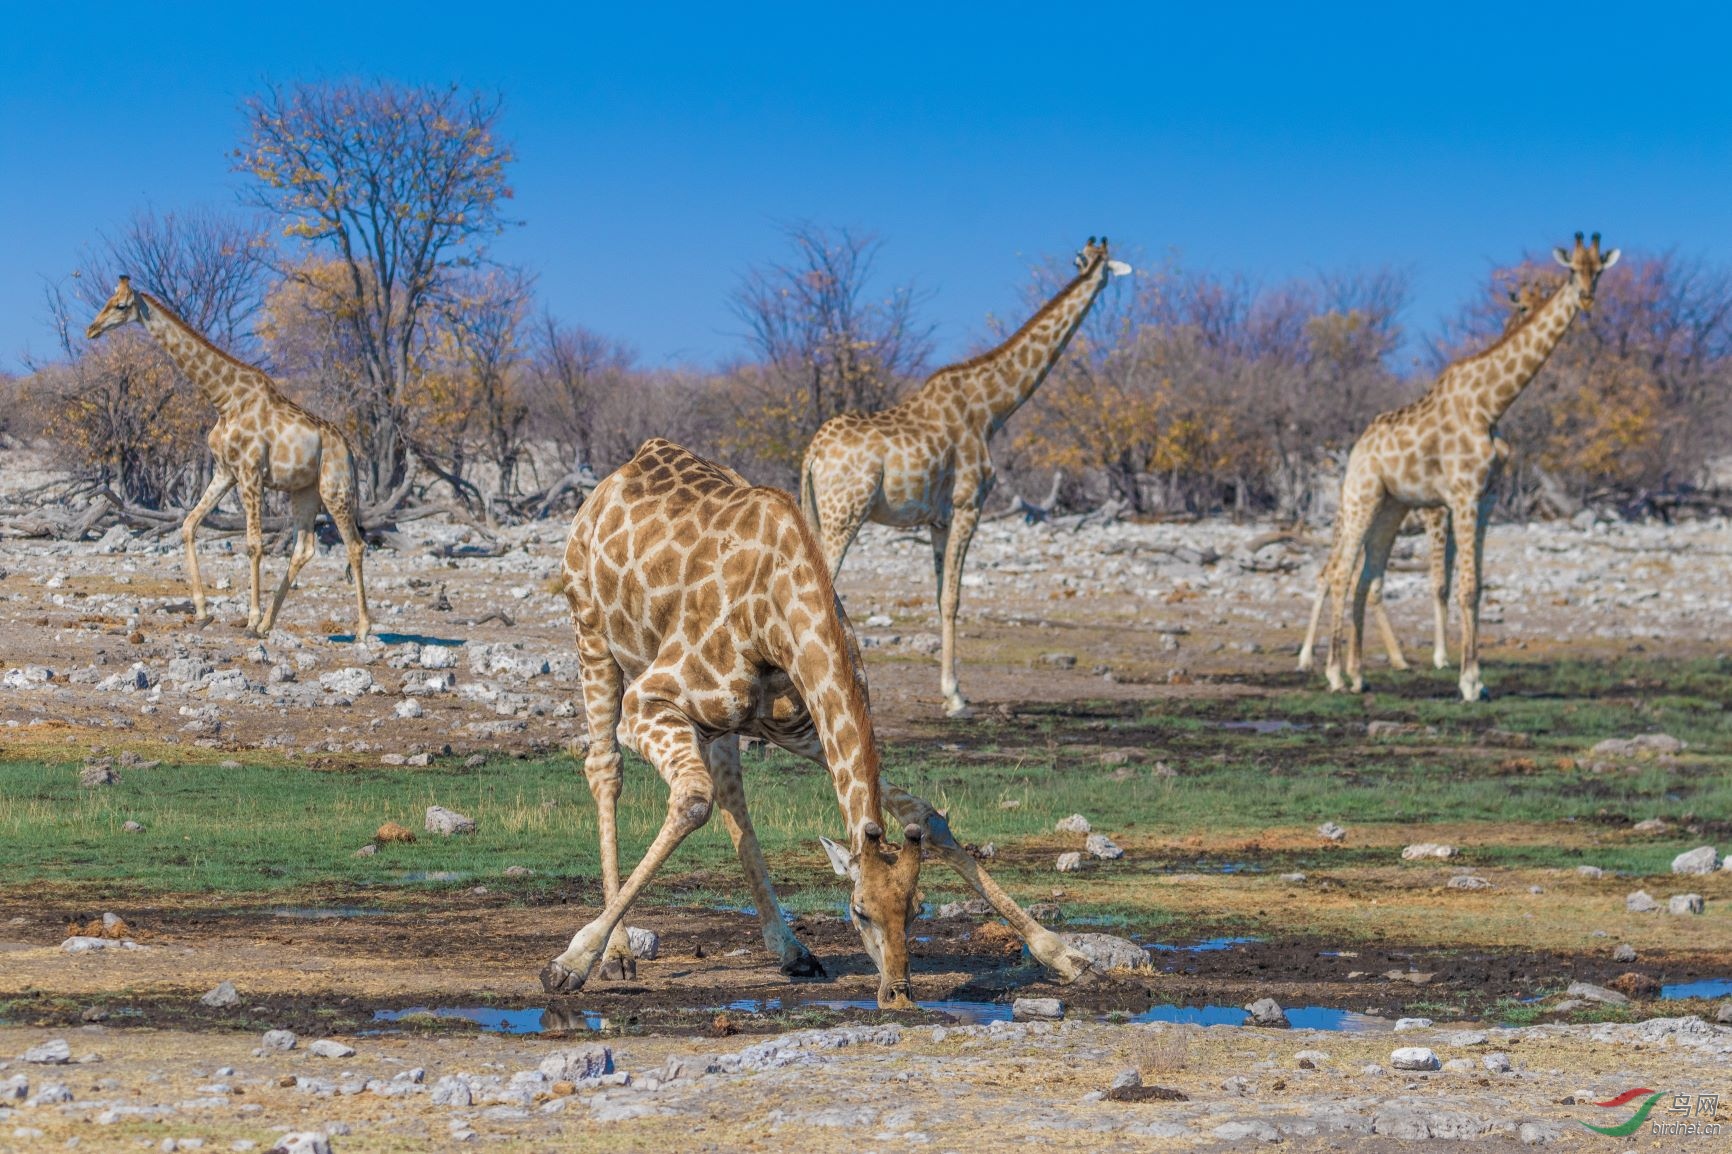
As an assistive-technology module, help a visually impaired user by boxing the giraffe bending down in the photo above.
[1299,279,1551,674]
[544,439,1091,1007]
[801,237,1130,717]
[1306,236,1616,701]
[86,277,371,640]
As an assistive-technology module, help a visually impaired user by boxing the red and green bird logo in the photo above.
[1581,1088,1664,1137]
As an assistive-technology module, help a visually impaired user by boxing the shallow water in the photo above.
[372,1006,605,1034]
[1661,978,1732,1000]
[1146,936,1260,953]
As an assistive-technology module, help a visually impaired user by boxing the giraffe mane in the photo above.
[929,259,1101,382]
[1426,276,1570,393]
[137,291,286,397]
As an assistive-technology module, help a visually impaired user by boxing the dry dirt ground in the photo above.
[3,449,1732,1150]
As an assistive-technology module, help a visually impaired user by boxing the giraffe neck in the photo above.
[928,260,1111,433]
[135,294,262,414]
[1444,279,1581,427]
[780,607,885,847]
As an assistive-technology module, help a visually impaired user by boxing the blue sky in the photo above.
[2,2,1726,374]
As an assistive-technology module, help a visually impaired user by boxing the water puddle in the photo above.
[372,1006,604,1034]
[1147,936,1260,953]
[1661,978,1732,1000]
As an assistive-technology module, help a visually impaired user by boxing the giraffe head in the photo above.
[820,820,924,1009]
[86,276,142,340]
[1551,232,1620,312]
[1501,277,1555,332]
[1074,236,1133,278]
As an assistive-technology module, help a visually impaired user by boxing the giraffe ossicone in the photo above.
[801,236,1126,717]
[547,438,1093,1006]
[1300,233,1618,702]
[85,277,371,642]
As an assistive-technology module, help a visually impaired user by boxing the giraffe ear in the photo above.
[1107,260,1133,277]
[1552,247,1572,268]
[1601,248,1621,269]
[819,835,855,878]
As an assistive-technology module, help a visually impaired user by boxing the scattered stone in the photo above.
[1631,818,1669,834]
[1280,872,1307,884]
[1244,998,1288,1027]
[1401,842,1456,860]
[1294,1049,1330,1065]
[1612,943,1637,962]
[1564,981,1628,1005]
[1517,1121,1561,1145]
[504,865,534,878]
[1039,652,1077,669]
[1317,821,1347,842]
[1055,851,1087,873]
[1109,1068,1141,1091]
[199,981,240,1008]
[1625,890,1660,913]
[1447,875,1492,890]
[1084,832,1123,860]
[1716,1002,1732,1025]
[394,699,423,720]
[260,1029,298,1052]
[1389,1046,1439,1071]
[1367,720,1435,739]
[375,821,416,844]
[1,1075,26,1100]
[20,1040,69,1065]
[121,820,145,833]
[1213,1120,1280,1142]
[1590,733,1684,758]
[1393,1017,1433,1032]
[464,754,486,769]
[1668,893,1705,915]
[308,1039,355,1059]
[318,668,374,695]
[79,764,119,788]
[1442,1058,1476,1073]
[1575,865,1603,879]
[424,806,477,836]
[1054,814,1091,834]
[1483,1052,1512,1073]
[430,1075,472,1106]
[538,1046,614,1082]
[1011,997,1063,1021]
[267,1135,331,1154]
[627,926,659,960]
[1058,933,1151,972]
[1671,846,1721,875]
[352,844,376,857]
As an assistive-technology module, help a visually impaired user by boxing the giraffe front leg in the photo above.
[544,700,714,993]
[1349,501,1407,694]
[1369,576,1409,671]
[571,602,634,980]
[180,469,235,628]
[937,498,982,718]
[881,783,1094,984]
[1297,573,1328,672]
[258,489,319,637]
[1452,495,1491,702]
[709,735,825,978]
[1428,508,1455,669]
[239,482,266,635]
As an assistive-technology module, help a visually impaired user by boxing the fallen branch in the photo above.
[984,470,1065,524]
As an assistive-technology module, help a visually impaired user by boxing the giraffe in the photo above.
[541,438,1092,1007]
[86,276,371,641]
[1306,235,1617,701]
[801,237,1131,716]
[1299,278,1554,674]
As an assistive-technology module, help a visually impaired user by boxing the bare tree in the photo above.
[236,79,518,495]
[725,223,933,481]
[524,312,637,476]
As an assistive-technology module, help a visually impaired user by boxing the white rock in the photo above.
[1668,893,1705,915]
[1389,1047,1439,1071]
[419,646,456,670]
[1401,843,1456,860]
[627,926,659,960]
[1671,846,1720,875]
[308,1039,355,1059]
[199,981,240,1008]
[20,1040,69,1065]
[537,1046,614,1082]
[394,699,423,720]
[1483,1052,1512,1073]
[1625,890,1660,913]
[425,805,477,836]
[260,1029,297,1052]
[318,667,374,695]
[1393,1017,1433,1032]
[1564,981,1628,1005]
[1575,865,1604,878]
[1083,832,1123,860]
[1011,997,1064,1021]
[1054,814,1091,834]
[1317,821,1347,842]
[1055,851,1086,873]
[267,1135,331,1154]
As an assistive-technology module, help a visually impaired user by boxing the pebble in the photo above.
[394,699,423,719]
[1109,1067,1141,1090]
[1393,1017,1433,1032]
[121,820,146,833]
[1716,1002,1732,1025]
[1280,871,1307,884]
[308,1039,355,1059]
[1058,933,1150,971]
[425,805,477,835]
[1575,865,1604,879]
[1668,893,1705,915]
[20,1040,69,1065]
[1564,981,1628,1005]
[267,1135,330,1154]
[627,926,660,960]
[1244,998,1288,1027]
[1054,814,1091,834]
[1083,832,1123,860]
[1401,843,1456,860]
[1625,890,1659,913]
[1389,1047,1439,1071]
[1447,875,1493,890]
[538,1046,614,1082]
[1317,821,1346,842]
[1055,851,1086,873]
[1442,1058,1475,1073]
[200,981,240,1008]
[260,1030,298,1052]
[1672,845,1721,874]
[1612,943,1636,962]
[1484,1052,1512,1073]
[1011,997,1063,1021]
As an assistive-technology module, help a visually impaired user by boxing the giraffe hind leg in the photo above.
[320,456,371,640]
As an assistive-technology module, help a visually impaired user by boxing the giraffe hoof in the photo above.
[780,951,827,979]
[539,959,585,994]
[597,955,637,982]
[943,700,974,720]
[192,614,215,630]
